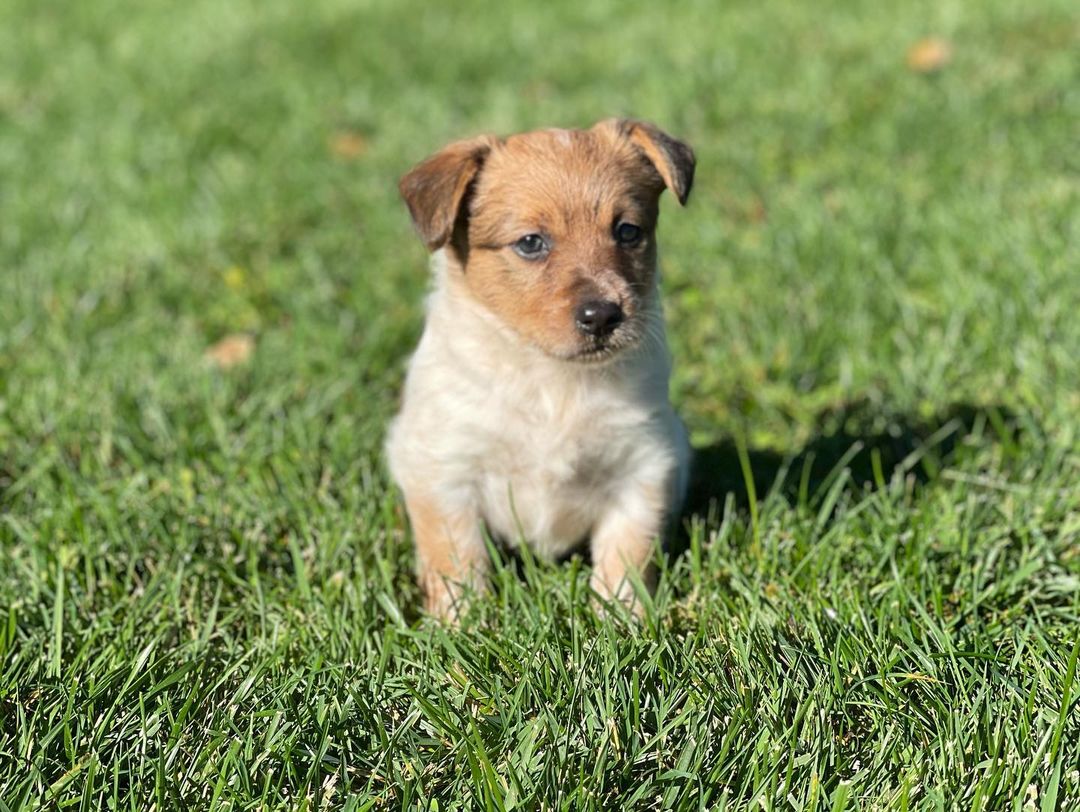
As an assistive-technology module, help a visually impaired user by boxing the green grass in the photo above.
[2,0,1079,808]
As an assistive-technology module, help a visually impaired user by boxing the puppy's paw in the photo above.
[422,581,454,623]
[421,571,485,626]
[589,570,652,621]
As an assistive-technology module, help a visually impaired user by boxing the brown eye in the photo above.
[513,233,548,259]
[614,222,642,245]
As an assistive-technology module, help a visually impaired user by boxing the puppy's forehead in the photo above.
[474,127,662,209]
[499,127,620,162]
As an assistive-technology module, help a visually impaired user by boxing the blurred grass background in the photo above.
[1,0,1078,808]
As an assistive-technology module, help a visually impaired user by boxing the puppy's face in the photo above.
[400,119,695,362]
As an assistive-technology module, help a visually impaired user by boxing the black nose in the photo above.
[575,299,624,338]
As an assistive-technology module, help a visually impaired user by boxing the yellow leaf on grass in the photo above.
[223,266,247,291]
[329,131,368,159]
[205,334,254,369]
[907,37,952,73]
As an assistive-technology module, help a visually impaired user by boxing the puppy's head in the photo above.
[400,119,695,362]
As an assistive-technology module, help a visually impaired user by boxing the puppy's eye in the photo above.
[614,222,643,245]
[512,233,548,259]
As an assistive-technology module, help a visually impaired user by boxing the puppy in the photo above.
[387,119,695,620]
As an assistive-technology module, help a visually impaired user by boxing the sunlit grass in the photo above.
[1,0,1078,808]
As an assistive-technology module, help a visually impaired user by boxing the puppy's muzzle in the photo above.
[574,299,624,339]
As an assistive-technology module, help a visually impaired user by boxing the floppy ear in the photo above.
[599,119,696,206]
[399,136,496,251]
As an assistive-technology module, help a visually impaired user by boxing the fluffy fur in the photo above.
[387,119,695,619]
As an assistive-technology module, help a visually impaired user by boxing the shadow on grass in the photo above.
[680,400,1019,527]
[404,401,1021,622]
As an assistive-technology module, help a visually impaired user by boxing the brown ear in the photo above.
[598,119,696,206]
[399,136,496,251]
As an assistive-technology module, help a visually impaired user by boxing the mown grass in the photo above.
[1,0,1078,808]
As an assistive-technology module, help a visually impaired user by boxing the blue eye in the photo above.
[513,233,548,259]
[614,222,643,245]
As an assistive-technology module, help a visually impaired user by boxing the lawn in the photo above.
[1,0,1078,808]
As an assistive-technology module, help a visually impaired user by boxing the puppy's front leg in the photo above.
[589,478,671,615]
[402,487,488,622]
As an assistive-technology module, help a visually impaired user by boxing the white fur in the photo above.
[386,250,690,567]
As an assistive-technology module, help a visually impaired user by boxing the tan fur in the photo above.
[403,489,488,619]
[388,119,696,621]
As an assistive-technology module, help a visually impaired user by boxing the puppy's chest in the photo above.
[473,387,638,554]
[482,412,618,493]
